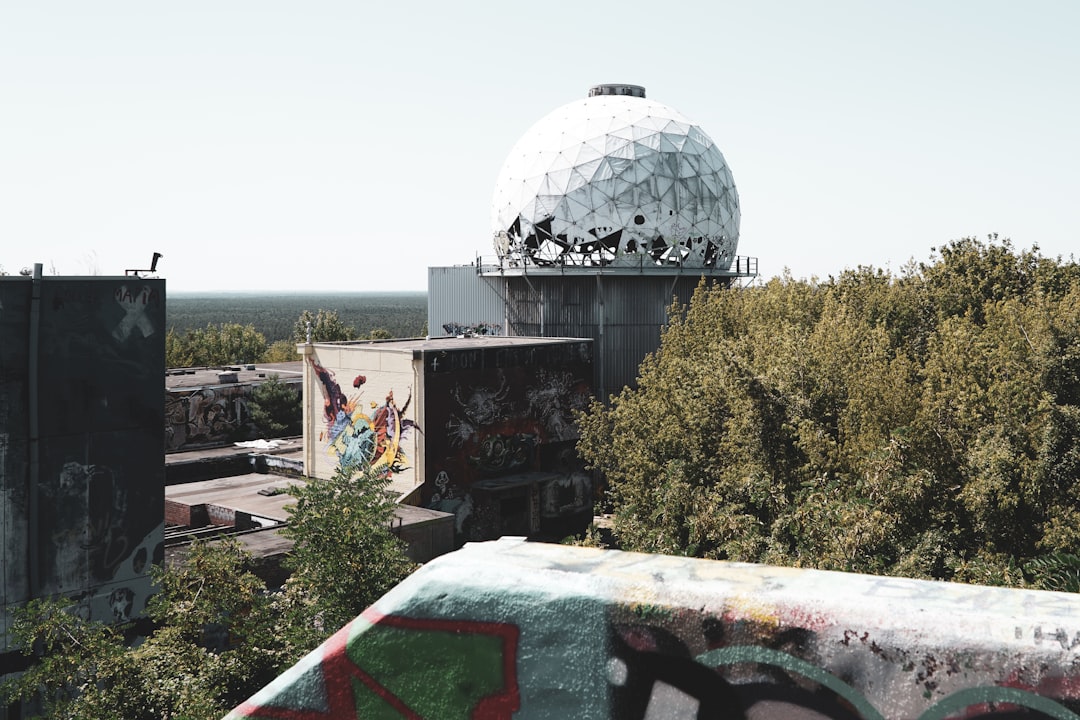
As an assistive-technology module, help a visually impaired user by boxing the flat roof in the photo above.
[308,335,590,353]
[166,361,303,390]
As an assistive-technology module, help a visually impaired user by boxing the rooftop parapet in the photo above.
[227,537,1080,719]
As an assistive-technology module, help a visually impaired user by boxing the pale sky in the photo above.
[2,1,1077,292]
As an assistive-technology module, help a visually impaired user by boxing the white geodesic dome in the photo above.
[491,85,740,269]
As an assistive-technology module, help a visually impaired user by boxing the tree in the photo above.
[165,322,268,368]
[578,238,1080,587]
[283,465,415,632]
[262,338,300,362]
[1,540,297,720]
[248,374,302,437]
[366,327,392,340]
[293,309,355,343]
[1,465,418,717]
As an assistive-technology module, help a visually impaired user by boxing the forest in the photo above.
[166,292,427,342]
[579,237,1080,591]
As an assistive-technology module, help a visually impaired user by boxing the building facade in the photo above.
[1,271,165,659]
[300,336,594,543]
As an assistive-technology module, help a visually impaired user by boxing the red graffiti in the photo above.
[230,609,520,720]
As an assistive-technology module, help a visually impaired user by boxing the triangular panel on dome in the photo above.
[547,151,579,174]
[540,169,573,195]
[572,157,603,183]
[520,174,545,202]
[523,153,555,181]
[629,161,656,186]
[682,134,711,156]
[654,174,675,200]
[590,157,617,183]
[534,194,562,218]
[635,113,668,133]
[562,194,594,225]
[583,115,618,139]
[585,180,617,209]
[517,199,539,225]
[631,128,661,149]
[688,126,712,149]
[657,133,685,153]
[601,133,630,156]
[570,144,602,171]
[608,124,636,142]
[606,141,636,162]
[660,119,691,136]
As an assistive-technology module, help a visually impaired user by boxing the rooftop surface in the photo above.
[308,335,590,352]
[166,361,303,390]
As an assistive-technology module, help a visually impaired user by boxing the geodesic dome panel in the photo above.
[491,87,740,269]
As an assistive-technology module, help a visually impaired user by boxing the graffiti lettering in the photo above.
[112,284,157,341]
[1034,627,1080,651]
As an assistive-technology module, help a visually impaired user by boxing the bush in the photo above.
[248,374,301,437]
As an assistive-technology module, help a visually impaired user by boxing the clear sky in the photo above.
[2,1,1077,292]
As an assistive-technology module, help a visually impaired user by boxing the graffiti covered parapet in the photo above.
[226,538,1080,720]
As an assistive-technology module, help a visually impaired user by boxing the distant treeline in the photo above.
[167,293,428,342]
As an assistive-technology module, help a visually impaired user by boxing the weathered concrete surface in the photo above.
[225,537,1080,719]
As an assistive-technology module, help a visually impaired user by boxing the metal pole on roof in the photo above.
[28,263,43,596]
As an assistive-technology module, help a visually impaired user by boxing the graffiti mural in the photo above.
[442,321,503,337]
[229,539,1080,720]
[165,385,250,451]
[424,342,593,542]
[2,278,164,651]
[309,356,416,476]
[227,609,520,720]
[300,339,592,539]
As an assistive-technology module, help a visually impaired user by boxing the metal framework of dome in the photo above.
[491,84,740,270]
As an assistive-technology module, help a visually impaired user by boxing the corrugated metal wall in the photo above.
[427,266,507,337]
[428,267,730,402]
[503,275,727,401]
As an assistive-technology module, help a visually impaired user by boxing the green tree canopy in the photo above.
[248,374,302,437]
[293,309,356,343]
[578,237,1080,587]
[166,322,268,368]
[2,468,416,717]
[283,465,416,632]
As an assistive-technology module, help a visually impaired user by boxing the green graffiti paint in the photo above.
[917,687,1079,720]
[697,645,886,720]
[345,611,519,719]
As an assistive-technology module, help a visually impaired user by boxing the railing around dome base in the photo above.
[475,253,758,279]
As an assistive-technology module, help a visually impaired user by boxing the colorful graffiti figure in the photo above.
[331,390,413,475]
[310,357,415,475]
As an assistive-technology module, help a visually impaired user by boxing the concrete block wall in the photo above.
[226,538,1080,719]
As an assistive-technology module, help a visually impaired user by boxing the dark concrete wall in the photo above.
[1,276,165,652]
[419,341,594,542]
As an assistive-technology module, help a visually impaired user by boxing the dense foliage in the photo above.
[579,237,1080,588]
[166,302,422,367]
[248,374,302,437]
[282,465,416,633]
[293,308,356,342]
[165,322,267,367]
[2,467,414,719]
[167,293,427,342]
